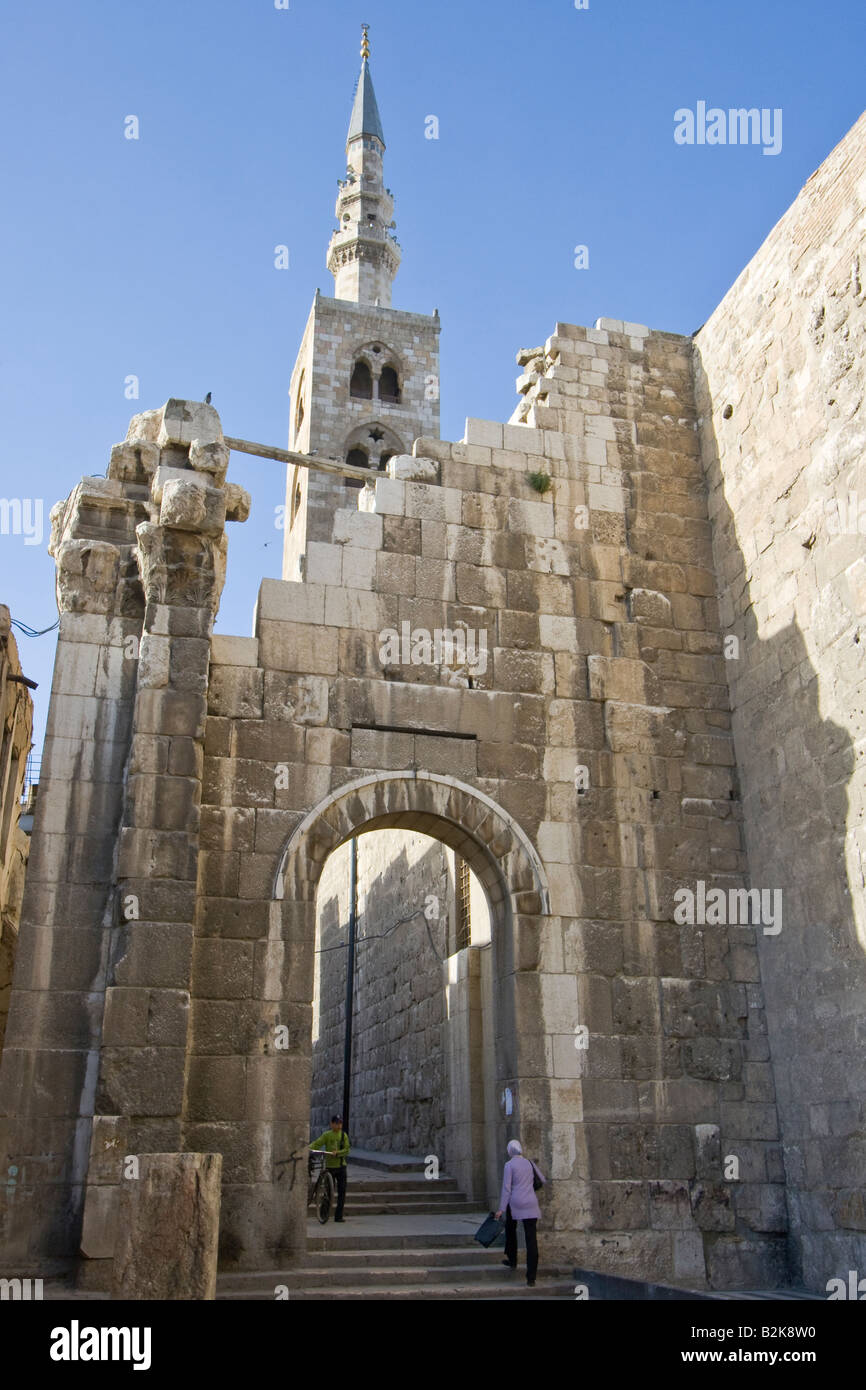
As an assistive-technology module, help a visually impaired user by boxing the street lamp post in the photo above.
[341,837,358,1138]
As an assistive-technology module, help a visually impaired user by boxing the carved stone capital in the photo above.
[135,523,224,613]
[53,538,122,615]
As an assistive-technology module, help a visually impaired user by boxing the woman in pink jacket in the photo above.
[495,1139,545,1286]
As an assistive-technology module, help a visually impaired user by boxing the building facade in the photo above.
[0,605,34,1059]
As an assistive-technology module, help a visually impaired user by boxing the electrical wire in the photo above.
[316,907,423,952]
[317,905,446,963]
[10,617,59,638]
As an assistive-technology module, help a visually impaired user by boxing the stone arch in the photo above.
[266,771,553,1242]
[350,341,405,393]
[341,422,406,488]
[274,771,550,916]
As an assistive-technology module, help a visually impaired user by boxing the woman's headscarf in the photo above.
[507,1140,523,1157]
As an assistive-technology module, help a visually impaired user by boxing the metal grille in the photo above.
[20,751,40,802]
[456,855,471,951]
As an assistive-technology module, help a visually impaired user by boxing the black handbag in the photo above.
[530,1159,544,1192]
[474,1212,505,1247]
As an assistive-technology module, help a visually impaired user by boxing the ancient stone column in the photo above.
[0,400,248,1280]
[0,462,150,1268]
[82,401,248,1270]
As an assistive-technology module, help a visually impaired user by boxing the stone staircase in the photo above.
[218,1156,575,1300]
[336,1168,478,1217]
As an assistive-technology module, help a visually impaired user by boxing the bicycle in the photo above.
[308,1149,335,1224]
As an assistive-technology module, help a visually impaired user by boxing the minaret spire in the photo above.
[327,26,401,306]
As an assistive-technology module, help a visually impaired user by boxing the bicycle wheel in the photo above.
[317,1171,334,1224]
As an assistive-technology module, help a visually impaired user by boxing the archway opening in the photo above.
[270,771,552,1260]
[310,828,496,1202]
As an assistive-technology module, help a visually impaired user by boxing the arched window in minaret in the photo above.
[378,365,401,404]
[345,445,369,489]
[289,467,303,527]
[295,371,306,435]
[350,360,373,399]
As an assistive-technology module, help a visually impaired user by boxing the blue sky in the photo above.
[2,0,864,752]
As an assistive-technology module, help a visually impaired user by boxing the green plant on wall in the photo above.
[527,471,552,495]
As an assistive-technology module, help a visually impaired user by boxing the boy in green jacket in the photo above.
[310,1114,350,1221]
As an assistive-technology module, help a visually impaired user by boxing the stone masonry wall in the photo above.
[498,319,788,1285]
[311,831,450,1157]
[693,112,866,1291]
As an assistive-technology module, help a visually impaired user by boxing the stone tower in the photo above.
[281,28,441,581]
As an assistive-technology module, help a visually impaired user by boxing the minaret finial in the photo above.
[329,28,398,304]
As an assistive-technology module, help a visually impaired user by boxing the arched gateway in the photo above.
[257,772,552,1263]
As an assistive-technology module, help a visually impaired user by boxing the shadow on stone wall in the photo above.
[693,351,866,1291]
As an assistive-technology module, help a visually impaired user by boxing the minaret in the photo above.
[282,27,440,582]
[327,25,401,307]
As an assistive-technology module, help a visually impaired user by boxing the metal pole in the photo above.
[341,837,358,1139]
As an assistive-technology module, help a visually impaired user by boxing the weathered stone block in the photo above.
[97,1046,187,1116]
[111,1152,222,1299]
[134,690,207,739]
[189,439,229,485]
[157,475,225,536]
[258,578,325,625]
[157,399,222,449]
[588,656,659,704]
[591,1180,649,1230]
[186,1057,247,1121]
[210,635,259,668]
[258,620,339,675]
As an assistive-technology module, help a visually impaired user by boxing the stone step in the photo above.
[572,1267,823,1302]
[346,1195,475,1206]
[347,1150,427,1173]
[349,1178,460,1193]
[220,1261,573,1291]
[218,1279,576,1301]
[708,1289,821,1301]
[220,1246,493,1276]
[306,1230,489,1252]
[339,1200,479,1215]
[347,1185,465,1198]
